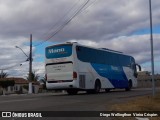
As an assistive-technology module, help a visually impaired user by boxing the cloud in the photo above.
[5,61,45,79]
[0,37,28,66]
[51,0,160,41]
[1,0,160,41]
[0,0,160,77]
[72,34,160,73]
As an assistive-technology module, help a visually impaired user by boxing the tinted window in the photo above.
[76,46,132,66]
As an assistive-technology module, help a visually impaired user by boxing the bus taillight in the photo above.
[73,72,77,79]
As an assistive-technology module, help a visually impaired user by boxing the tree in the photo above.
[0,80,15,95]
[26,71,39,82]
[0,71,9,78]
[40,76,46,89]
[40,76,46,84]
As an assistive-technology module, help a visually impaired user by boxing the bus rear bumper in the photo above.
[46,81,77,90]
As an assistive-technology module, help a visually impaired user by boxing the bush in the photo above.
[23,85,28,90]
[0,80,15,88]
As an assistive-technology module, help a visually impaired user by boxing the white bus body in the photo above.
[45,42,140,94]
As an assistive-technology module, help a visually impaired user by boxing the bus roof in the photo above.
[46,42,132,58]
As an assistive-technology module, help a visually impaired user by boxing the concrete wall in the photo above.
[137,72,160,88]
[137,79,160,88]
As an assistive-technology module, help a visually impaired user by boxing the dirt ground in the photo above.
[109,92,160,120]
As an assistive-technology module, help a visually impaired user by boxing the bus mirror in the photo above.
[136,64,141,71]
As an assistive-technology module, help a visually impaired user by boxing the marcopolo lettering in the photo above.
[48,48,65,54]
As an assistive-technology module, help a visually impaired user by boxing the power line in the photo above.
[38,0,81,42]
[34,0,90,47]
[0,60,27,70]
[77,0,97,15]
[67,0,97,28]
[46,0,90,40]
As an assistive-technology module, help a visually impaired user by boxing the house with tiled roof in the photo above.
[0,77,40,95]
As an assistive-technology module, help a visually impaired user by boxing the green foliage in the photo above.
[23,85,28,90]
[26,71,39,82]
[0,71,9,78]
[42,84,46,89]
[40,77,46,84]
[0,80,15,88]
[39,77,46,89]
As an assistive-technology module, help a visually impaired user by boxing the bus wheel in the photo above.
[86,90,93,94]
[125,80,132,91]
[94,80,101,93]
[67,89,78,95]
[105,89,111,92]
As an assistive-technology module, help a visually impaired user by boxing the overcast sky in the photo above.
[0,0,160,78]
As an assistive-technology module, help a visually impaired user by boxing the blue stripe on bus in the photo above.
[91,63,128,88]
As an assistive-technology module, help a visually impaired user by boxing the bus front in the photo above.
[45,43,78,93]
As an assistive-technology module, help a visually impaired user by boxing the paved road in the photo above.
[0,88,159,120]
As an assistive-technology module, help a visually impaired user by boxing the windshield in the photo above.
[45,44,72,59]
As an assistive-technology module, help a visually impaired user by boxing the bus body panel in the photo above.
[46,63,73,81]
[90,63,128,88]
[45,44,78,90]
[123,67,137,87]
[77,62,114,89]
[46,80,78,89]
[45,42,138,91]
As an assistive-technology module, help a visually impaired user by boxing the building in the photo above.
[137,71,160,88]
[0,77,40,95]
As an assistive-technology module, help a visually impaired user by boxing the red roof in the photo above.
[0,78,40,85]
[0,78,28,84]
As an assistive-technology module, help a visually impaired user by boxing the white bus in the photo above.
[45,42,141,95]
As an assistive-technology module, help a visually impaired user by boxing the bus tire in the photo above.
[86,90,94,94]
[105,89,111,92]
[125,80,132,91]
[67,89,78,95]
[94,80,101,93]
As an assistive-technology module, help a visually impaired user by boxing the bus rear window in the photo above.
[45,45,72,59]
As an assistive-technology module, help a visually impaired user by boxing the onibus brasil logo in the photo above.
[1,112,42,118]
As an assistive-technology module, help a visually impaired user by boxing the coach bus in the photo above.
[45,42,141,95]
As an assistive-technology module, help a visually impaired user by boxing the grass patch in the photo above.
[109,92,160,120]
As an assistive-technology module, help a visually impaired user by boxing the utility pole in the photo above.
[1,70,3,79]
[28,34,33,94]
[149,0,155,96]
